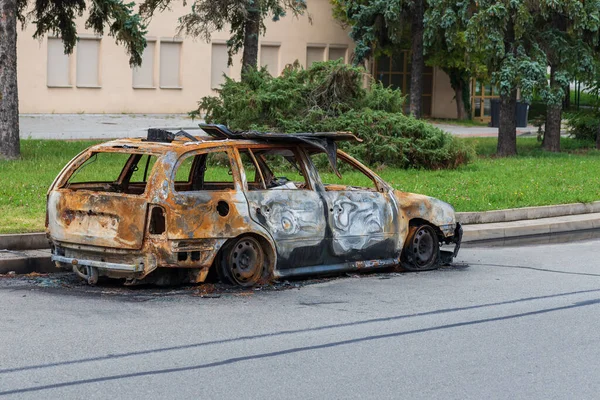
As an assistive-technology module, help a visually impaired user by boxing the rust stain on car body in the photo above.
[47,125,462,286]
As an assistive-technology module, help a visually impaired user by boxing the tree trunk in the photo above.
[409,0,424,119]
[445,68,469,120]
[0,0,20,160]
[542,65,561,152]
[497,89,518,156]
[563,85,570,110]
[454,85,466,120]
[241,5,261,79]
[543,103,562,152]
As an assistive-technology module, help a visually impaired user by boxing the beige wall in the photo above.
[17,0,354,114]
[430,67,458,119]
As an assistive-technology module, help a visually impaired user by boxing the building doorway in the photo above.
[471,80,499,122]
[374,51,433,116]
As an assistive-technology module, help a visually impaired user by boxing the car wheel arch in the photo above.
[407,218,445,242]
[212,231,277,282]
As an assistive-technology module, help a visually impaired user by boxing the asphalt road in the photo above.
[1,239,600,399]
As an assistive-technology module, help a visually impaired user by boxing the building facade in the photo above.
[17,0,466,118]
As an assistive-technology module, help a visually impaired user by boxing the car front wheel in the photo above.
[400,225,440,271]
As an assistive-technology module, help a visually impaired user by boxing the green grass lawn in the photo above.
[1,137,600,233]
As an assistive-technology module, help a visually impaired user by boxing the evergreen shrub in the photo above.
[192,60,473,169]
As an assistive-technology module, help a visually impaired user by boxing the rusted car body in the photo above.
[46,125,462,286]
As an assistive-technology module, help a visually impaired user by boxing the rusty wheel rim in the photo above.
[411,226,435,268]
[228,237,264,286]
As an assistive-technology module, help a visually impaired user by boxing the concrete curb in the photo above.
[456,201,600,225]
[462,212,600,243]
[0,233,49,251]
[0,249,56,275]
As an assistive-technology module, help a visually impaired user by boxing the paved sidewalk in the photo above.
[19,113,541,140]
[19,114,200,140]
[430,122,537,137]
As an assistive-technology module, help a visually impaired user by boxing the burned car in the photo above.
[46,124,462,286]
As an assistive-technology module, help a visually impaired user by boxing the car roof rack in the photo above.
[145,128,200,143]
[199,124,361,178]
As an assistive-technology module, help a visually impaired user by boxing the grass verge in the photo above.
[1,137,600,233]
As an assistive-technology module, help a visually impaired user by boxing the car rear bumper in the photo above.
[51,255,144,272]
[51,249,156,284]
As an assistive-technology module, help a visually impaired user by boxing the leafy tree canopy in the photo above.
[428,0,600,102]
[17,0,147,66]
[139,0,307,65]
[330,0,412,64]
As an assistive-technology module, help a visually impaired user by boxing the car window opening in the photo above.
[309,152,378,192]
[240,148,309,191]
[175,151,235,192]
[63,152,157,195]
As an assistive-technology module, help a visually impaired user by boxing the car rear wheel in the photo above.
[401,225,440,271]
[219,236,267,287]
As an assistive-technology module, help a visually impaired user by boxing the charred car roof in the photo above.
[91,124,362,175]
[91,124,361,153]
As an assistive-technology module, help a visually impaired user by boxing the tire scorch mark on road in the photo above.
[470,262,600,277]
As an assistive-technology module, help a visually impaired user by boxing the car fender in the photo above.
[393,190,457,238]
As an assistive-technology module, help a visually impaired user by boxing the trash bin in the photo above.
[490,99,500,128]
[515,101,529,128]
[489,99,529,128]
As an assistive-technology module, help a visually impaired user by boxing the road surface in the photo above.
[1,238,599,399]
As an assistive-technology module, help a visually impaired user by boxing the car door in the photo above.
[235,146,328,270]
[307,150,401,262]
[166,148,250,241]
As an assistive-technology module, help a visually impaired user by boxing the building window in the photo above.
[306,46,325,67]
[160,41,182,89]
[471,80,499,121]
[132,41,156,89]
[211,43,229,89]
[47,38,71,87]
[76,38,101,88]
[261,45,280,76]
[374,51,433,116]
[328,46,347,62]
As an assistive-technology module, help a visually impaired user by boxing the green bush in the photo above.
[193,61,473,169]
[566,110,599,142]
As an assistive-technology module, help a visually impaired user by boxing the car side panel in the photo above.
[245,190,328,269]
[321,189,400,261]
